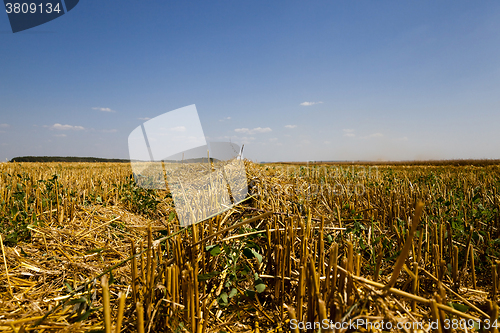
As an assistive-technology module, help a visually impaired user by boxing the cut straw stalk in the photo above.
[452,245,459,288]
[0,235,13,298]
[101,275,111,333]
[355,253,361,276]
[430,300,443,333]
[412,262,418,312]
[346,241,354,305]
[384,201,424,290]
[130,240,138,305]
[319,216,325,275]
[374,244,383,282]
[325,243,338,298]
[470,244,477,290]
[318,299,331,333]
[297,265,305,321]
[136,302,145,333]
[492,264,498,301]
[115,292,126,333]
[145,224,152,315]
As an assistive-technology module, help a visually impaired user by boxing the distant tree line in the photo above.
[10,156,130,163]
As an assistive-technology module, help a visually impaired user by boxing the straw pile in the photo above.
[0,205,152,332]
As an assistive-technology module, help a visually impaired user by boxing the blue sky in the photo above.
[1,1,499,162]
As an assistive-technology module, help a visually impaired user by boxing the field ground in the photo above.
[0,161,500,332]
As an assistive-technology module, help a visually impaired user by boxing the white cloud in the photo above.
[92,107,115,113]
[397,136,408,141]
[138,117,151,121]
[300,101,323,106]
[51,123,85,131]
[343,129,355,137]
[0,124,9,128]
[102,129,118,133]
[235,127,272,134]
[285,125,297,129]
[170,126,186,132]
[359,132,384,139]
[323,141,331,145]
[54,134,67,137]
[219,117,232,122]
[269,137,278,142]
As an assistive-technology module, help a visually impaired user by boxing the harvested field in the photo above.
[0,161,499,332]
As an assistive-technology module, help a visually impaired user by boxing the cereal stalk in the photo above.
[384,201,424,290]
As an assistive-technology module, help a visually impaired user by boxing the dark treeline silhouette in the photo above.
[10,156,130,163]
[9,156,221,163]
